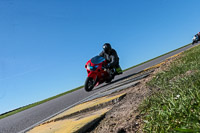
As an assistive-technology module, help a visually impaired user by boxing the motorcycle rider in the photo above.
[198,32,200,41]
[99,43,123,76]
[192,35,198,44]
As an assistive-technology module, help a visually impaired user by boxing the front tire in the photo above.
[84,77,95,92]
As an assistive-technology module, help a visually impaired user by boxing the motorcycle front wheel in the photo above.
[84,77,95,92]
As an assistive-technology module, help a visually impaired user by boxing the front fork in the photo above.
[87,72,98,86]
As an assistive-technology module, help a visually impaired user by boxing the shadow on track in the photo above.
[92,70,143,91]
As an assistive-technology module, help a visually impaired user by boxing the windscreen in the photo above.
[91,56,105,64]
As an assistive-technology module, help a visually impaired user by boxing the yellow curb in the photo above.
[144,61,166,71]
[144,52,183,71]
[47,93,126,122]
[28,93,126,133]
[166,52,182,60]
[28,107,111,133]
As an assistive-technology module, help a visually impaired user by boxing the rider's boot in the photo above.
[115,65,123,75]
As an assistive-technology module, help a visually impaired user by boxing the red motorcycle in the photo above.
[84,56,115,91]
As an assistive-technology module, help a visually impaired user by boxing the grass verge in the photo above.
[0,86,83,120]
[140,44,200,132]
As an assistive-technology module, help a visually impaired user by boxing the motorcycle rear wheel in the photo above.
[84,77,95,92]
[105,76,114,83]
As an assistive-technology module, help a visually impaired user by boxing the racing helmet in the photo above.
[103,43,112,54]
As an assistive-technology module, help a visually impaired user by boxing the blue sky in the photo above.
[1,0,200,114]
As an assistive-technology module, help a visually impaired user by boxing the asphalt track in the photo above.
[0,43,199,133]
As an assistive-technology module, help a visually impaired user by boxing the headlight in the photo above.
[87,64,98,71]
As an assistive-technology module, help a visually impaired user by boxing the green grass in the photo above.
[140,44,200,132]
[0,85,83,120]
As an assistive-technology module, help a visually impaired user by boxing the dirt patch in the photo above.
[89,74,153,133]
[89,55,180,133]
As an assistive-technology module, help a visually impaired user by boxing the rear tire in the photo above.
[84,77,94,92]
[105,78,112,83]
[105,74,115,83]
[105,69,115,83]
